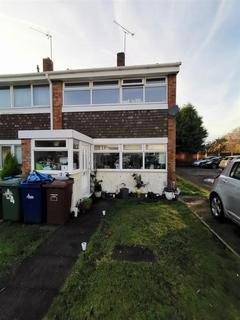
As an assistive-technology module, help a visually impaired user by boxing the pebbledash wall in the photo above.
[0,56,180,195]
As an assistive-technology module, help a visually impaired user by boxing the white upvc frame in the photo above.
[92,141,168,172]
[0,83,50,110]
[31,136,92,175]
[0,140,22,169]
[62,76,168,110]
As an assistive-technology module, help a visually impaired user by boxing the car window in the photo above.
[230,162,240,180]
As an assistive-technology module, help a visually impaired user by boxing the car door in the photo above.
[222,162,240,219]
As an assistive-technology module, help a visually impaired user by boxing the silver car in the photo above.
[210,159,240,224]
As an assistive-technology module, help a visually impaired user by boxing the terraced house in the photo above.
[0,53,181,207]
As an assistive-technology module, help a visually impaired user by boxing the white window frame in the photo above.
[63,77,168,109]
[0,140,22,169]
[92,142,167,172]
[32,138,92,174]
[0,83,50,110]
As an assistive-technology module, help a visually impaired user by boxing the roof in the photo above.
[0,62,181,84]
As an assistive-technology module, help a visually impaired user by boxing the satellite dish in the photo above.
[168,105,179,117]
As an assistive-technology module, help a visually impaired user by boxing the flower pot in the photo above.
[94,191,102,198]
[164,191,175,200]
[120,187,129,199]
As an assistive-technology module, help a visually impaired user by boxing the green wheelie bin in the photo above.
[0,178,22,221]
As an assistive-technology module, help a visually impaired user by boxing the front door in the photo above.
[81,144,91,197]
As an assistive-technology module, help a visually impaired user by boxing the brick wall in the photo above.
[21,139,31,176]
[52,81,63,129]
[168,74,177,184]
[63,109,168,138]
[0,113,50,139]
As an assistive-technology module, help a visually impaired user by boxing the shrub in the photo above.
[0,152,21,179]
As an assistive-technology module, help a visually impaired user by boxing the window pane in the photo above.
[94,153,119,169]
[34,151,68,171]
[0,87,11,108]
[33,85,49,106]
[64,90,90,105]
[65,82,89,88]
[35,140,66,148]
[145,152,166,169]
[73,151,79,169]
[92,89,119,104]
[93,80,118,86]
[145,86,166,102]
[123,144,142,151]
[146,78,165,84]
[14,146,22,164]
[146,144,166,151]
[73,140,79,149]
[122,87,143,103]
[14,86,31,107]
[122,153,143,169]
[230,163,240,180]
[94,145,118,151]
[1,146,11,167]
[123,79,143,84]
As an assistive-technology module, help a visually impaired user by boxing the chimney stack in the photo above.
[117,52,125,67]
[43,57,54,72]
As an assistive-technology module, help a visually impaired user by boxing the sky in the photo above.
[0,0,240,140]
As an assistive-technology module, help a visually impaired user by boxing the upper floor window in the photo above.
[92,80,119,104]
[63,77,167,106]
[14,85,31,107]
[0,87,11,108]
[0,84,50,108]
[33,85,50,106]
[64,82,90,105]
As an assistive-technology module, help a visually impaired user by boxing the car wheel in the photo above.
[210,194,224,220]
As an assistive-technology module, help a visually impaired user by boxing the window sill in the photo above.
[0,106,50,114]
[62,103,168,113]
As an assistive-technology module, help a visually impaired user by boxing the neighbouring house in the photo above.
[0,53,181,209]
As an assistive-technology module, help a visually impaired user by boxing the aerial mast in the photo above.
[113,20,134,54]
[30,27,53,59]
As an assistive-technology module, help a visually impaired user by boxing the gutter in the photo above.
[45,73,53,130]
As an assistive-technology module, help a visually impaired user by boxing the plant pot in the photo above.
[135,188,142,198]
[94,191,102,198]
[120,187,129,199]
[164,191,175,200]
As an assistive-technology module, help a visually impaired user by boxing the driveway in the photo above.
[177,166,240,256]
[177,166,221,190]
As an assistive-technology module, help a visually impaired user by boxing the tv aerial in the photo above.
[113,20,134,54]
[30,27,53,59]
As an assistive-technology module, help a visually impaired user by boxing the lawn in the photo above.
[0,222,54,286]
[47,200,240,320]
[177,175,209,198]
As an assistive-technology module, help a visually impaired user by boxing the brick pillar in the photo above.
[21,139,31,176]
[168,74,177,185]
[52,81,63,129]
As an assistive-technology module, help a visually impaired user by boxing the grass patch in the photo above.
[47,200,240,320]
[0,222,54,285]
[177,175,209,198]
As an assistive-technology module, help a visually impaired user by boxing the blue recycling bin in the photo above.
[20,182,45,224]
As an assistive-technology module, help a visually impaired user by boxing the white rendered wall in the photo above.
[96,171,167,194]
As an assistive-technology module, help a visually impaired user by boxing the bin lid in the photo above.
[0,178,22,187]
[43,179,73,189]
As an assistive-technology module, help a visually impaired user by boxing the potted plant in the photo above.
[119,182,129,199]
[0,152,21,180]
[91,171,103,198]
[79,197,93,214]
[163,181,181,200]
[132,173,147,198]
